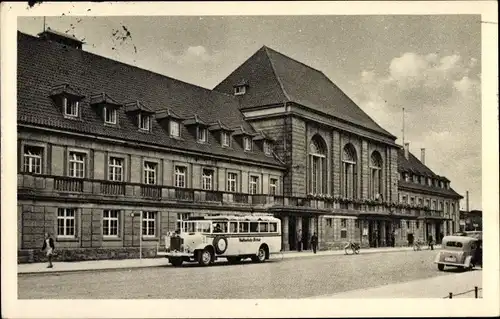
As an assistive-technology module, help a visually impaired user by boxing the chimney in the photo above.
[466,191,469,212]
[38,27,85,50]
[420,148,426,164]
[404,143,410,160]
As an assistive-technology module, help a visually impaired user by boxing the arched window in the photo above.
[370,151,383,200]
[342,144,357,198]
[309,136,327,194]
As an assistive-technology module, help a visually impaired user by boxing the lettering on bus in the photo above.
[239,237,261,242]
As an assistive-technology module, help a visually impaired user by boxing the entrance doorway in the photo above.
[288,217,296,251]
[302,217,310,250]
[385,222,392,247]
[435,222,442,244]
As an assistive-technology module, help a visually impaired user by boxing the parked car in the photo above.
[434,235,481,271]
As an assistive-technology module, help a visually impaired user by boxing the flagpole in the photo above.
[402,107,405,144]
[43,17,46,32]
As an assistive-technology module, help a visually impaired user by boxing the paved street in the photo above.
[19,249,465,299]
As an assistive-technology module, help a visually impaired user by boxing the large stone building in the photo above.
[17,29,462,262]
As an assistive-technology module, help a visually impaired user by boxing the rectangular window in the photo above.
[418,198,423,206]
[227,172,237,192]
[269,178,278,195]
[416,221,420,229]
[340,229,347,238]
[64,98,79,117]
[177,213,191,231]
[23,146,43,174]
[263,141,271,155]
[269,222,278,232]
[234,86,246,95]
[410,197,415,206]
[197,127,207,143]
[174,166,187,188]
[202,169,213,190]
[222,132,230,147]
[229,222,238,233]
[425,199,430,207]
[104,107,117,124]
[355,220,360,228]
[170,120,180,137]
[239,222,249,233]
[341,219,347,228]
[249,175,259,194]
[108,157,123,181]
[143,162,157,185]
[139,114,150,131]
[327,218,332,227]
[406,221,410,229]
[142,211,157,237]
[69,152,85,178]
[57,208,76,237]
[259,222,269,232]
[401,195,408,203]
[432,200,437,210]
[250,222,259,232]
[103,210,119,237]
[244,137,252,151]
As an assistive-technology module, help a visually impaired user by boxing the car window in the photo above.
[445,241,463,248]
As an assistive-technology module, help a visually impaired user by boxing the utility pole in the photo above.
[402,107,405,144]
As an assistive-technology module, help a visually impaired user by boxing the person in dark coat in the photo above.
[41,232,55,268]
[296,229,302,252]
[428,234,434,250]
[310,233,318,254]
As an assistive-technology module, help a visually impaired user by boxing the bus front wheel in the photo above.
[252,245,268,263]
[198,248,213,266]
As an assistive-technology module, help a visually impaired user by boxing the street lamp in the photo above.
[131,212,142,261]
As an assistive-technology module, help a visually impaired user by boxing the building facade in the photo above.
[17,29,462,262]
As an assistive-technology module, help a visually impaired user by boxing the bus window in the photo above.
[239,222,249,233]
[229,222,238,233]
[183,222,195,233]
[197,222,211,233]
[259,222,269,232]
[250,222,259,232]
[269,222,278,232]
[213,222,228,233]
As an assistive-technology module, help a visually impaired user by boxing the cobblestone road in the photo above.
[19,249,453,299]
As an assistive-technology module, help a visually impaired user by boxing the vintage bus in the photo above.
[157,214,282,267]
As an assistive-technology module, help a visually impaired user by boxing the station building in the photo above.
[16,29,462,262]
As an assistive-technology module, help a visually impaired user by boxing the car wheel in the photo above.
[437,264,444,271]
[198,248,213,266]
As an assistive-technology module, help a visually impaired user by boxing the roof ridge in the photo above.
[263,46,292,102]
[263,45,325,75]
[18,31,233,100]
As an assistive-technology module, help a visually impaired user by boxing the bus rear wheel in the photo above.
[198,248,213,266]
[252,245,267,263]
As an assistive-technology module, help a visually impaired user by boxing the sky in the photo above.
[18,14,483,210]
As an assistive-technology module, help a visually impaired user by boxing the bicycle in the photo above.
[344,241,361,255]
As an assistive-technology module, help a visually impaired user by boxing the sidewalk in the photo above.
[311,269,482,299]
[18,245,441,275]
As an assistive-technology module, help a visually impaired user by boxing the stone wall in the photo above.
[19,247,160,263]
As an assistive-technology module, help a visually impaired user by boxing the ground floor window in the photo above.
[142,211,157,237]
[103,210,120,237]
[57,208,76,237]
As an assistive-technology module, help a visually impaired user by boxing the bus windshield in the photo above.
[183,221,211,233]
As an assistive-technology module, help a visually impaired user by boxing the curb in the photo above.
[18,246,441,275]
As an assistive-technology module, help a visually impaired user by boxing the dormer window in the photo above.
[244,136,252,151]
[263,141,272,155]
[170,120,180,137]
[63,98,79,117]
[104,107,117,124]
[222,131,231,147]
[139,113,151,131]
[197,127,207,143]
[234,86,246,96]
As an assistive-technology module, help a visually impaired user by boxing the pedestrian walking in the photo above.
[41,232,55,268]
[311,233,318,254]
[428,234,434,250]
[296,229,302,252]
[391,230,396,247]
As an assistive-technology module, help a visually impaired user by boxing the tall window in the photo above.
[445,202,450,215]
[425,199,430,207]
[263,141,271,155]
[439,201,444,211]
[177,213,191,231]
[370,151,383,199]
[64,98,79,117]
[202,169,213,190]
[270,178,278,195]
[143,162,157,184]
[104,107,117,124]
[139,114,150,131]
[57,208,76,237]
[244,137,252,151]
[69,152,85,178]
[108,157,123,181]
[340,219,347,238]
[227,172,237,192]
[142,211,157,237]
[174,166,186,188]
[103,210,119,237]
[198,127,207,143]
[23,146,43,174]
[170,120,180,137]
[309,136,327,194]
[222,132,230,147]
[249,175,259,194]
[342,144,358,198]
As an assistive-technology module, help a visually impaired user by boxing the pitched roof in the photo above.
[397,148,462,198]
[17,31,283,167]
[214,46,396,139]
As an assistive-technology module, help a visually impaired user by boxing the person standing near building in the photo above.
[311,232,318,254]
[296,229,302,252]
[428,234,434,250]
[391,230,396,247]
[41,232,55,268]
